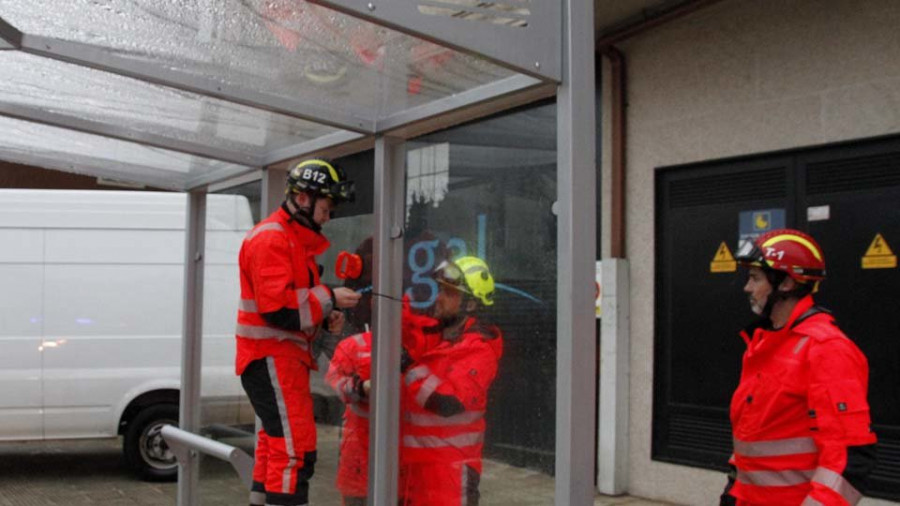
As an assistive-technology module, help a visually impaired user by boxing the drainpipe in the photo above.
[601,46,626,259]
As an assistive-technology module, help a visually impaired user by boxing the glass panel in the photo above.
[0,116,253,190]
[199,153,375,503]
[199,183,258,503]
[0,52,339,157]
[398,102,558,504]
[2,0,516,120]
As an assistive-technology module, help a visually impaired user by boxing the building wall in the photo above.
[609,0,900,504]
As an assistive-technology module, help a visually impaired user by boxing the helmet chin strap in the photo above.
[284,194,321,233]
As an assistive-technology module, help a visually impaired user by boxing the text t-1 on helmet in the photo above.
[433,256,496,306]
[735,228,826,291]
[286,159,355,204]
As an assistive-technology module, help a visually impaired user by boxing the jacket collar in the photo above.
[276,207,330,255]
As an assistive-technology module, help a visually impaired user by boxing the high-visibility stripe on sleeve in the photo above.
[239,298,258,312]
[406,410,485,427]
[402,432,483,449]
[416,375,442,407]
[733,437,818,457]
[244,222,284,241]
[311,285,333,315]
[812,467,862,505]
[405,365,432,385]
[737,469,815,487]
[296,288,315,329]
[352,333,367,347]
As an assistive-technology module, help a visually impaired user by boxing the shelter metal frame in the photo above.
[0,0,596,504]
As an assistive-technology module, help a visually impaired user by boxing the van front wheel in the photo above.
[124,404,179,481]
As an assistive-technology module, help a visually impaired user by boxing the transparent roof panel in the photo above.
[0,51,339,162]
[0,116,253,190]
[3,0,517,121]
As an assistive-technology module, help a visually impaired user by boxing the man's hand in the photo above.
[333,287,362,308]
[363,379,371,396]
[326,310,345,334]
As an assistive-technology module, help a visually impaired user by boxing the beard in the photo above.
[749,296,767,315]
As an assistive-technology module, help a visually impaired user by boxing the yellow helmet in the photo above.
[433,256,495,306]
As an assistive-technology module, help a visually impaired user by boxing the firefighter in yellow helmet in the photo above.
[399,256,504,506]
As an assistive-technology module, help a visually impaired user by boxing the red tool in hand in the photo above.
[335,251,363,280]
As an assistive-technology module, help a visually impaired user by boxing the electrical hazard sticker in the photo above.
[710,242,737,273]
[861,233,897,269]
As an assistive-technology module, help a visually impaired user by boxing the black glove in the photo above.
[400,347,414,373]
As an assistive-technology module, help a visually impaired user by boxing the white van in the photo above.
[0,189,255,480]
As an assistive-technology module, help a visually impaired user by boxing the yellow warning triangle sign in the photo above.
[710,241,737,273]
[862,233,897,269]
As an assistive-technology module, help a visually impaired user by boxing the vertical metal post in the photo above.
[262,167,287,214]
[178,189,207,506]
[556,0,596,503]
[370,136,405,506]
[597,259,630,494]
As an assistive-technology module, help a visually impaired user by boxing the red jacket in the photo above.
[326,332,372,497]
[729,296,877,505]
[235,207,333,375]
[400,317,503,474]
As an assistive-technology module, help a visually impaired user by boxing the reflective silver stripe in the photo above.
[794,336,810,354]
[812,467,862,505]
[349,403,369,419]
[266,357,297,494]
[311,285,333,315]
[737,469,815,487]
[352,333,367,347]
[358,352,371,359]
[296,288,314,330]
[416,375,442,407]
[405,365,432,385]
[402,432,484,449]
[733,437,818,457]
[461,463,469,506]
[407,410,485,427]
[239,299,258,312]
[249,490,266,505]
[245,222,284,241]
[801,497,824,506]
[235,324,309,349]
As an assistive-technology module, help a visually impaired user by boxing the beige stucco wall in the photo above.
[602,0,900,504]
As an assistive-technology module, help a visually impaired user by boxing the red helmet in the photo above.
[735,228,826,288]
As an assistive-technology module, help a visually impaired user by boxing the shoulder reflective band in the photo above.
[402,432,484,449]
[733,437,818,457]
[416,375,443,407]
[812,467,862,505]
[245,222,284,241]
[737,469,815,487]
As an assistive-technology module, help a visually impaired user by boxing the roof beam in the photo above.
[18,34,375,134]
[0,16,22,49]
[376,74,553,136]
[0,102,264,167]
[313,0,560,82]
[263,130,367,167]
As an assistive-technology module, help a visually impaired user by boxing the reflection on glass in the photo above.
[398,101,558,505]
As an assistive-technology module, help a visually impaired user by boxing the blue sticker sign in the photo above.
[739,208,785,246]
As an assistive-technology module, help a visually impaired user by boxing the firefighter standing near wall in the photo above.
[236,159,361,506]
[399,256,504,506]
[720,229,877,506]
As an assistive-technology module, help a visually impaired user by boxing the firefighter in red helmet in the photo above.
[720,229,877,506]
[236,159,361,506]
